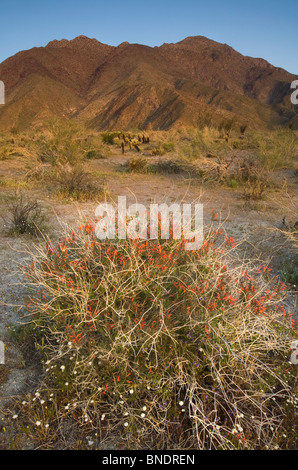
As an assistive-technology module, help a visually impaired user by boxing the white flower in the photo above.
[12,415,18,420]
[35,421,41,426]
[101,414,105,421]
[124,422,129,427]
[141,413,145,418]
[179,401,184,406]
[40,400,45,405]
[60,365,65,371]
[45,424,49,428]
[129,389,134,394]
[65,382,69,386]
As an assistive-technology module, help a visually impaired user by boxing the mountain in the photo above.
[0,35,297,131]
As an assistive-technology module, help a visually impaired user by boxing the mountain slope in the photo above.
[0,35,297,131]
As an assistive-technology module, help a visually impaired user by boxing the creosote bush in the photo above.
[18,224,298,449]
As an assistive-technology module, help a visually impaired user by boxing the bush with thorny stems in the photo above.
[21,224,297,449]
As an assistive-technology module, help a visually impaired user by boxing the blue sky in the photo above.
[0,0,297,74]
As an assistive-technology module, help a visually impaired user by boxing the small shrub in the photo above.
[242,179,267,203]
[128,156,148,173]
[4,192,45,236]
[163,142,175,153]
[54,164,105,201]
[36,120,105,166]
[228,178,238,189]
[280,257,298,285]
[149,147,165,156]
[101,132,121,145]
[85,149,104,160]
[152,159,183,174]
[37,121,84,166]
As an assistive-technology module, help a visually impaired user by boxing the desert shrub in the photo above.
[18,226,298,449]
[54,164,106,201]
[201,154,269,193]
[181,128,230,161]
[0,133,33,160]
[257,128,297,170]
[101,132,121,145]
[150,159,201,176]
[163,142,175,153]
[228,178,238,189]
[0,145,13,161]
[231,139,252,150]
[152,159,184,174]
[85,149,104,160]
[36,120,105,166]
[128,156,149,173]
[280,257,298,285]
[149,147,165,156]
[242,179,268,203]
[37,121,83,166]
[218,119,235,135]
[4,192,45,236]
[25,164,52,183]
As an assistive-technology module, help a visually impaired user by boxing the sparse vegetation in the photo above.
[36,119,107,166]
[3,192,45,236]
[280,257,298,285]
[128,156,149,173]
[0,122,297,450]
[162,142,175,153]
[54,164,106,201]
[256,128,297,170]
